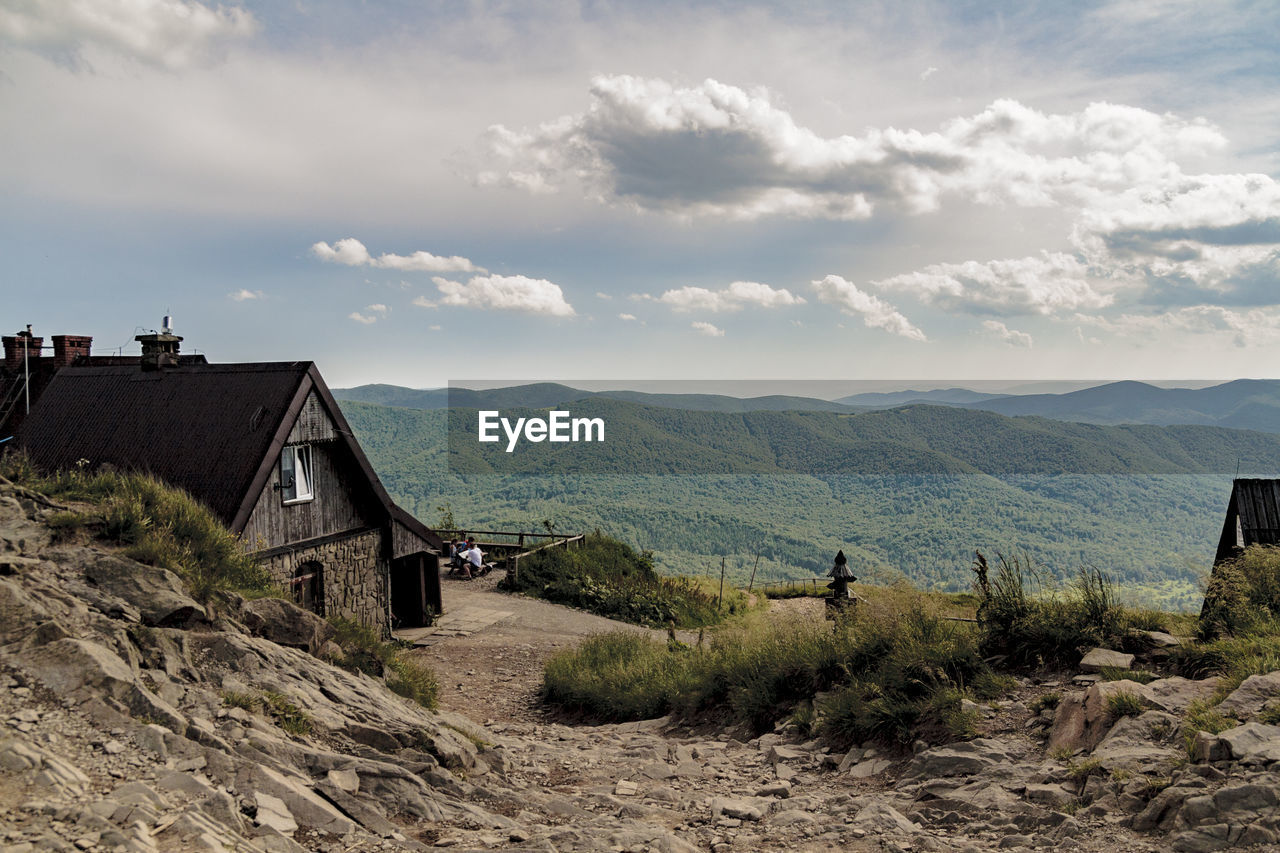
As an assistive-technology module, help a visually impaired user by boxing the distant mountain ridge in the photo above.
[332,378,1280,433]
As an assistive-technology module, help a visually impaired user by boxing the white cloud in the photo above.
[431,274,576,316]
[920,66,939,81]
[228,288,263,301]
[981,320,1033,348]
[0,0,257,69]
[412,295,437,309]
[428,324,442,331]
[596,291,613,300]
[691,321,725,337]
[1075,305,1280,346]
[366,303,389,315]
[811,275,927,341]
[312,238,482,273]
[471,76,1226,221]
[618,313,637,321]
[876,253,1113,316]
[348,311,377,325]
[652,280,806,312]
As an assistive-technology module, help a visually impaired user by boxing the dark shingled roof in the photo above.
[15,362,443,554]
[1214,478,1280,564]
[18,362,312,525]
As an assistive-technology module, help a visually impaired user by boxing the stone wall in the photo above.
[256,529,387,629]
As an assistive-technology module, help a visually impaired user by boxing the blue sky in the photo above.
[3,0,1279,388]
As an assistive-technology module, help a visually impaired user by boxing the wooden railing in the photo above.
[438,529,585,582]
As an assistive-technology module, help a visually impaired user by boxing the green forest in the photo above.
[340,400,1278,612]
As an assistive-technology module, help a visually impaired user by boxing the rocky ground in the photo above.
[2,477,1280,852]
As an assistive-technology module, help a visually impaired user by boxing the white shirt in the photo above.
[466,547,483,568]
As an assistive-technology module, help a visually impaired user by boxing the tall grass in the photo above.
[502,532,750,628]
[543,587,988,745]
[327,617,439,710]
[1198,545,1280,640]
[2,456,273,599]
[971,552,1149,668]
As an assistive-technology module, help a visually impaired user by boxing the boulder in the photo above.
[1217,672,1280,721]
[1079,648,1134,672]
[240,598,334,655]
[83,554,205,627]
[1215,722,1280,764]
[899,738,1018,781]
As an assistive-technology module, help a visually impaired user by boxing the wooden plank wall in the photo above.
[241,392,379,550]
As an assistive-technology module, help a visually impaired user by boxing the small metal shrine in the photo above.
[825,549,857,618]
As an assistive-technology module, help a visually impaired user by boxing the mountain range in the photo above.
[333,378,1280,433]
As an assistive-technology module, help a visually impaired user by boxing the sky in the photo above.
[2,0,1279,390]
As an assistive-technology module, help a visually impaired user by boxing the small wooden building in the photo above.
[13,333,442,632]
[1213,478,1280,565]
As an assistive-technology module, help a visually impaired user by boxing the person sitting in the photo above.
[447,539,465,575]
[464,538,484,579]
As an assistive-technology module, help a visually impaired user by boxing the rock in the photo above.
[1143,631,1182,648]
[1048,680,1174,754]
[83,554,205,627]
[1216,672,1280,720]
[253,792,298,835]
[899,738,1018,781]
[711,797,767,821]
[614,779,639,796]
[1215,722,1280,764]
[755,780,791,798]
[851,801,921,835]
[326,768,360,793]
[239,598,334,655]
[1079,648,1134,672]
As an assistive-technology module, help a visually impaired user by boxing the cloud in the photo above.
[981,320,1033,348]
[366,303,389,315]
[470,76,1226,221]
[0,0,257,69]
[876,252,1113,316]
[596,291,613,300]
[618,313,637,321]
[651,280,806,313]
[691,321,725,337]
[348,312,377,325]
[228,288,263,301]
[920,66,939,81]
[311,238,482,273]
[430,274,576,316]
[811,275,927,341]
[1075,305,1280,346]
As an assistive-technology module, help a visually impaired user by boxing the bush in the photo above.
[1106,690,1145,718]
[327,617,438,710]
[971,552,1149,669]
[3,461,274,600]
[544,588,994,747]
[503,533,748,628]
[1181,699,1234,756]
[1199,546,1280,640]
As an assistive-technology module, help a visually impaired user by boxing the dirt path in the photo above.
[408,567,674,725]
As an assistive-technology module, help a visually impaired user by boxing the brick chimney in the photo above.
[2,332,43,371]
[51,334,92,367]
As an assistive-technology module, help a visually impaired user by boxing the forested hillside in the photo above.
[341,399,1280,611]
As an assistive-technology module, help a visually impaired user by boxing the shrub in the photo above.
[1181,699,1234,756]
[1105,690,1145,718]
[327,617,438,710]
[503,533,747,628]
[1259,704,1280,725]
[1030,691,1062,715]
[544,588,995,746]
[1198,546,1280,640]
[4,460,273,600]
[44,511,87,543]
[262,692,313,736]
[972,552,1147,669]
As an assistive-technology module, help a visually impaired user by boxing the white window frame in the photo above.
[280,444,314,504]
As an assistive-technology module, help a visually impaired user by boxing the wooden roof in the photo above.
[16,361,442,552]
[1214,478,1280,563]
